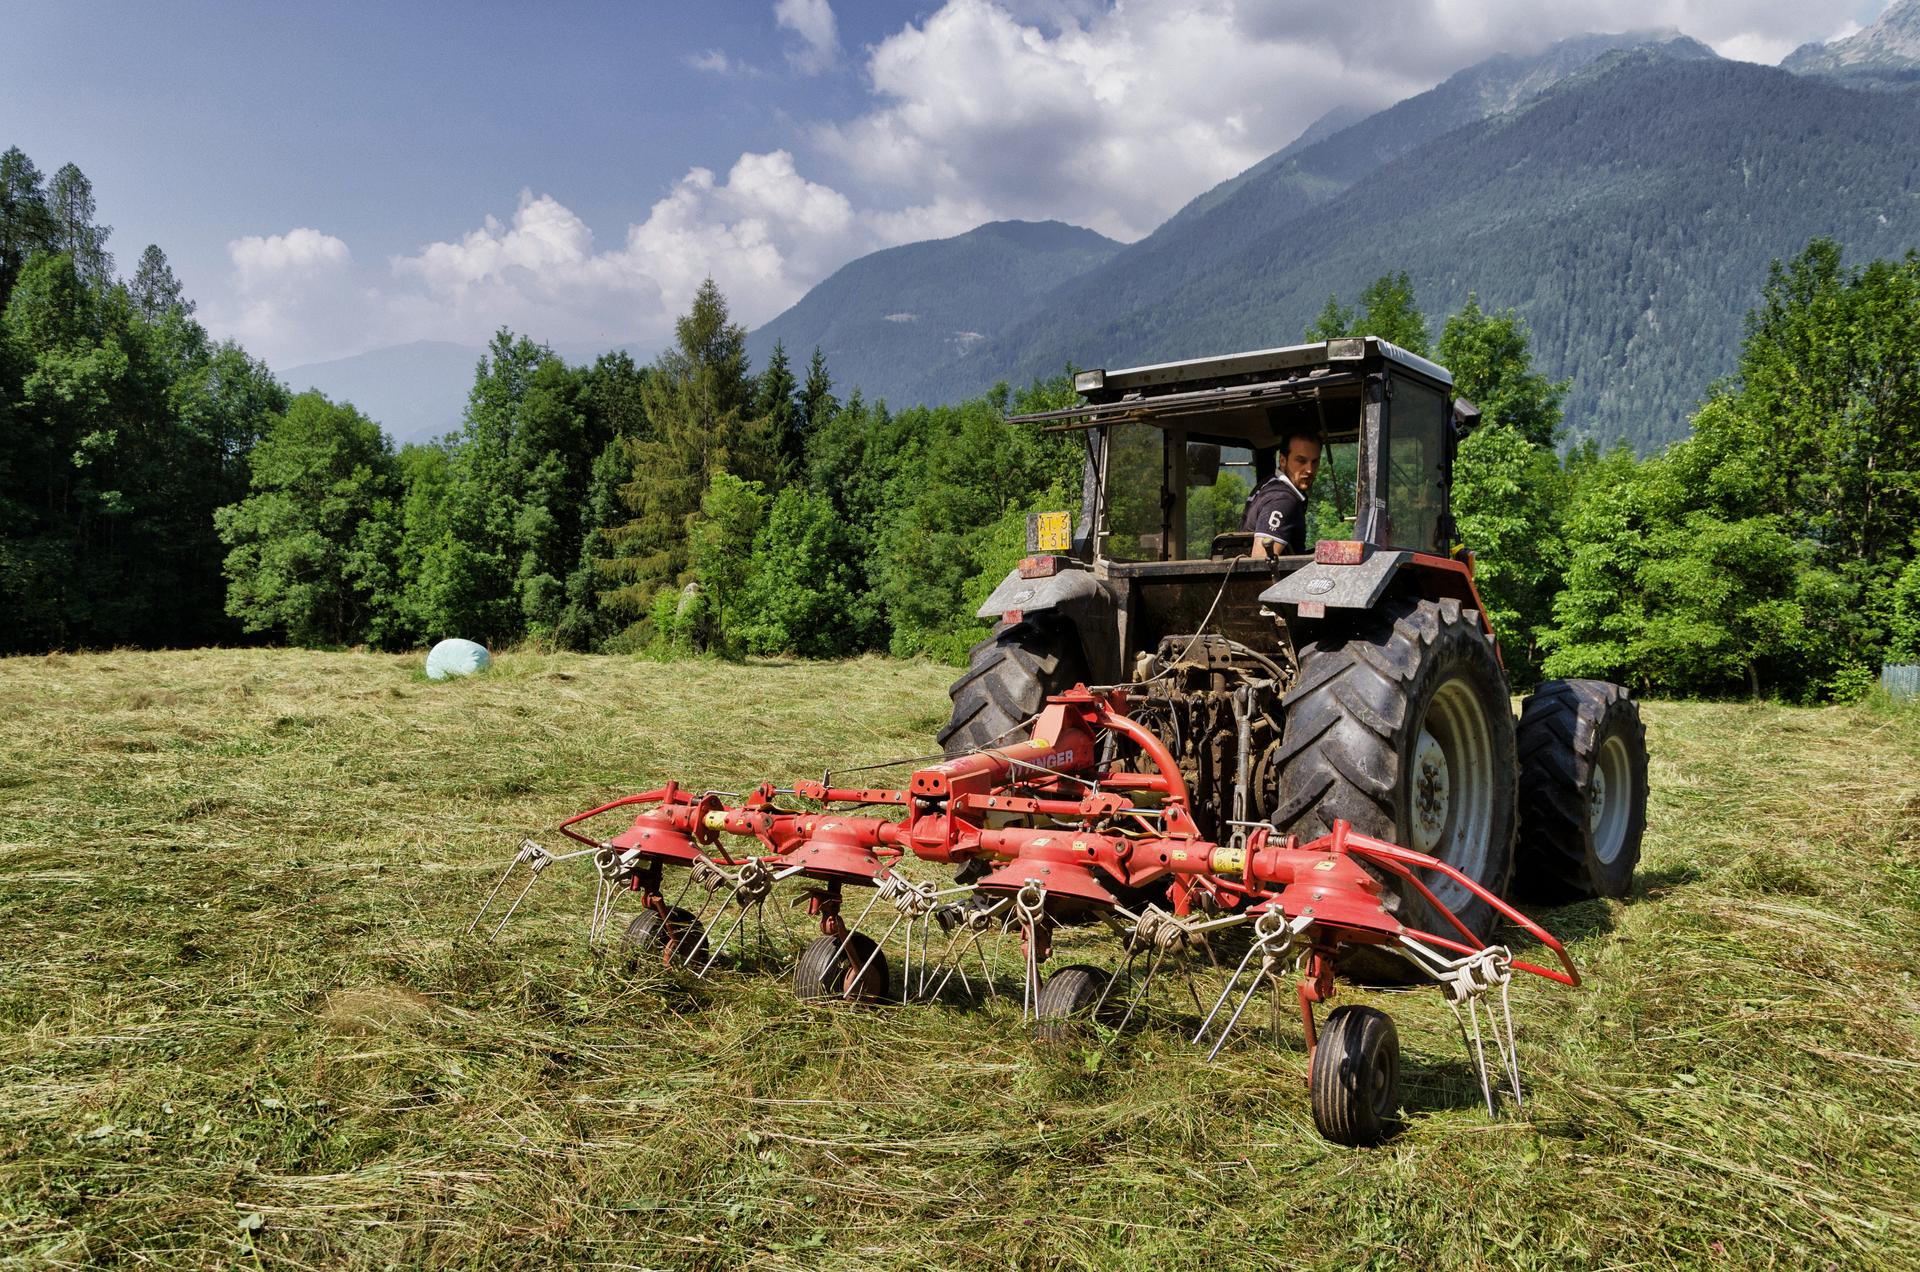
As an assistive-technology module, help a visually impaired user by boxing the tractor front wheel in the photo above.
[1513,678,1648,901]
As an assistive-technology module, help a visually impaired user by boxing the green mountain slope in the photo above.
[1160,30,1712,236]
[742,220,1118,399]
[910,53,1920,451]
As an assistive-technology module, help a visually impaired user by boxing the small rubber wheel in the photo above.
[1310,1005,1401,1147]
[794,932,890,1003]
[623,907,707,966]
[1033,964,1113,1042]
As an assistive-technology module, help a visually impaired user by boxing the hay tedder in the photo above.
[473,337,1646,1146]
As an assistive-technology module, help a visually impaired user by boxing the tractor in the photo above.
[477,336,1650,1145]
[944,335,1648,927]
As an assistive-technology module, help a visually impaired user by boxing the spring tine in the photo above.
[697,887,758,975]
[468,856,522,936]
[1498,982,1525,1112]
[924,923,976,1001]
[487,873,541,943]
[668,870,697,914]
[1093,948,1139,1018]
[1461,998,1495,1116]
[844,912,906,1000]
[1195,941,1262,1046]
[901,913,914,1000]
[918,912,934,999]
[1205,964,1269,1062]
[1180,948,1209,1019]
[1022,921,1039,1021]
[1115,942,1173,1035]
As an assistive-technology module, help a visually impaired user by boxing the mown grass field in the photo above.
[1,648,1917,1270]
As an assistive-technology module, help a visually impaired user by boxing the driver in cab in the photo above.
[1243,429,1322,557]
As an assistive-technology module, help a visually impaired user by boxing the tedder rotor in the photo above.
[473,684,1579,1147]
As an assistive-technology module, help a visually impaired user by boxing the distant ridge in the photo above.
[286,337,656,446]
[750,30,1920,451]
[285,341,483,447]
[946,50,1920,451]
[1784,0,1920,87]
[744,219,1120,405]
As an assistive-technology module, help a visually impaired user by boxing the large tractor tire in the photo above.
[1272,596,1518,940]
[1513,679,1648,902]
[937,617,1087,756]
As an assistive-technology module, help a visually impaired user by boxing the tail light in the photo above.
[1314,540,1367,565]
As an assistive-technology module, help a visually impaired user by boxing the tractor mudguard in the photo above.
[1258,551,1411,610]
[976,565,1110,621]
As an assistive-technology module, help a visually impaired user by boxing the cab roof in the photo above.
[1080,336,1451,403]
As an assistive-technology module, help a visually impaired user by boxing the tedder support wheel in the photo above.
[623,907,708,966]
[795,932,890,1003]
[1273,596,1518,940]
[1311,1005,1401,1146]
[1033,964,1113,1043]
[938,617,1087,756]
[1514,678,1648,902]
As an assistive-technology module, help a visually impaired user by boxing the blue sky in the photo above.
[0,0,1893,369]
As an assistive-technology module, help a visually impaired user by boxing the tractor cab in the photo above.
[1013,336,1467,568]
[1002,337,1479,685]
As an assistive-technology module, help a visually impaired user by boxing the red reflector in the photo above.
[1003,608,1024,625]
[1018,555,1059,579]
[1314,540,1366,565]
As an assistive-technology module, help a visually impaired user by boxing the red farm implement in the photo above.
[472,685,1579,1147]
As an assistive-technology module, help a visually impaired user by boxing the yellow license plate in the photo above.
[1030,511,1072,553]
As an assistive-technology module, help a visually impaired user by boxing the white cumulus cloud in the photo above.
[229,227,349,288]
[775,0,841,73]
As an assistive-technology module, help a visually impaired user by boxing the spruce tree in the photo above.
[800,346,838,437]
[600,279,773,623]
[755,339,802,473]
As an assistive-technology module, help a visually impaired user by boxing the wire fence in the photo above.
[1882,664,1920,702]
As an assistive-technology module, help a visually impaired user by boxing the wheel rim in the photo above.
[1365,1045,1396,1118]
[1591,734,1633,866]
[1413,677,1494,912]
[1410,729,1451,854]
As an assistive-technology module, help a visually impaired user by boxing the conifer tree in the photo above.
[800,346,838,436]
[601,279,773,623]
[130,245,193,320]
[755,339,802,472]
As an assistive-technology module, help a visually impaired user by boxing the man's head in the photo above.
[1280,429,1323,496]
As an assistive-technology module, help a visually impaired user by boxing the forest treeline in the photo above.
[3,146,1917,701]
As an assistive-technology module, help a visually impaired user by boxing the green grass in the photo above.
[1,648,1917,1270]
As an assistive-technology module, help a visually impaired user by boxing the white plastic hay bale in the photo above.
[426,638,491,681]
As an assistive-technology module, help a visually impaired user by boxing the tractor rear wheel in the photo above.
[623,907,707,966]
[938,617,1086,756]
[1033,964,1113,1042]
[1310,1005,1401,1146]
[1513,679,1648,901]
[794,932,890,1003]
[1272,596,1517,939]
